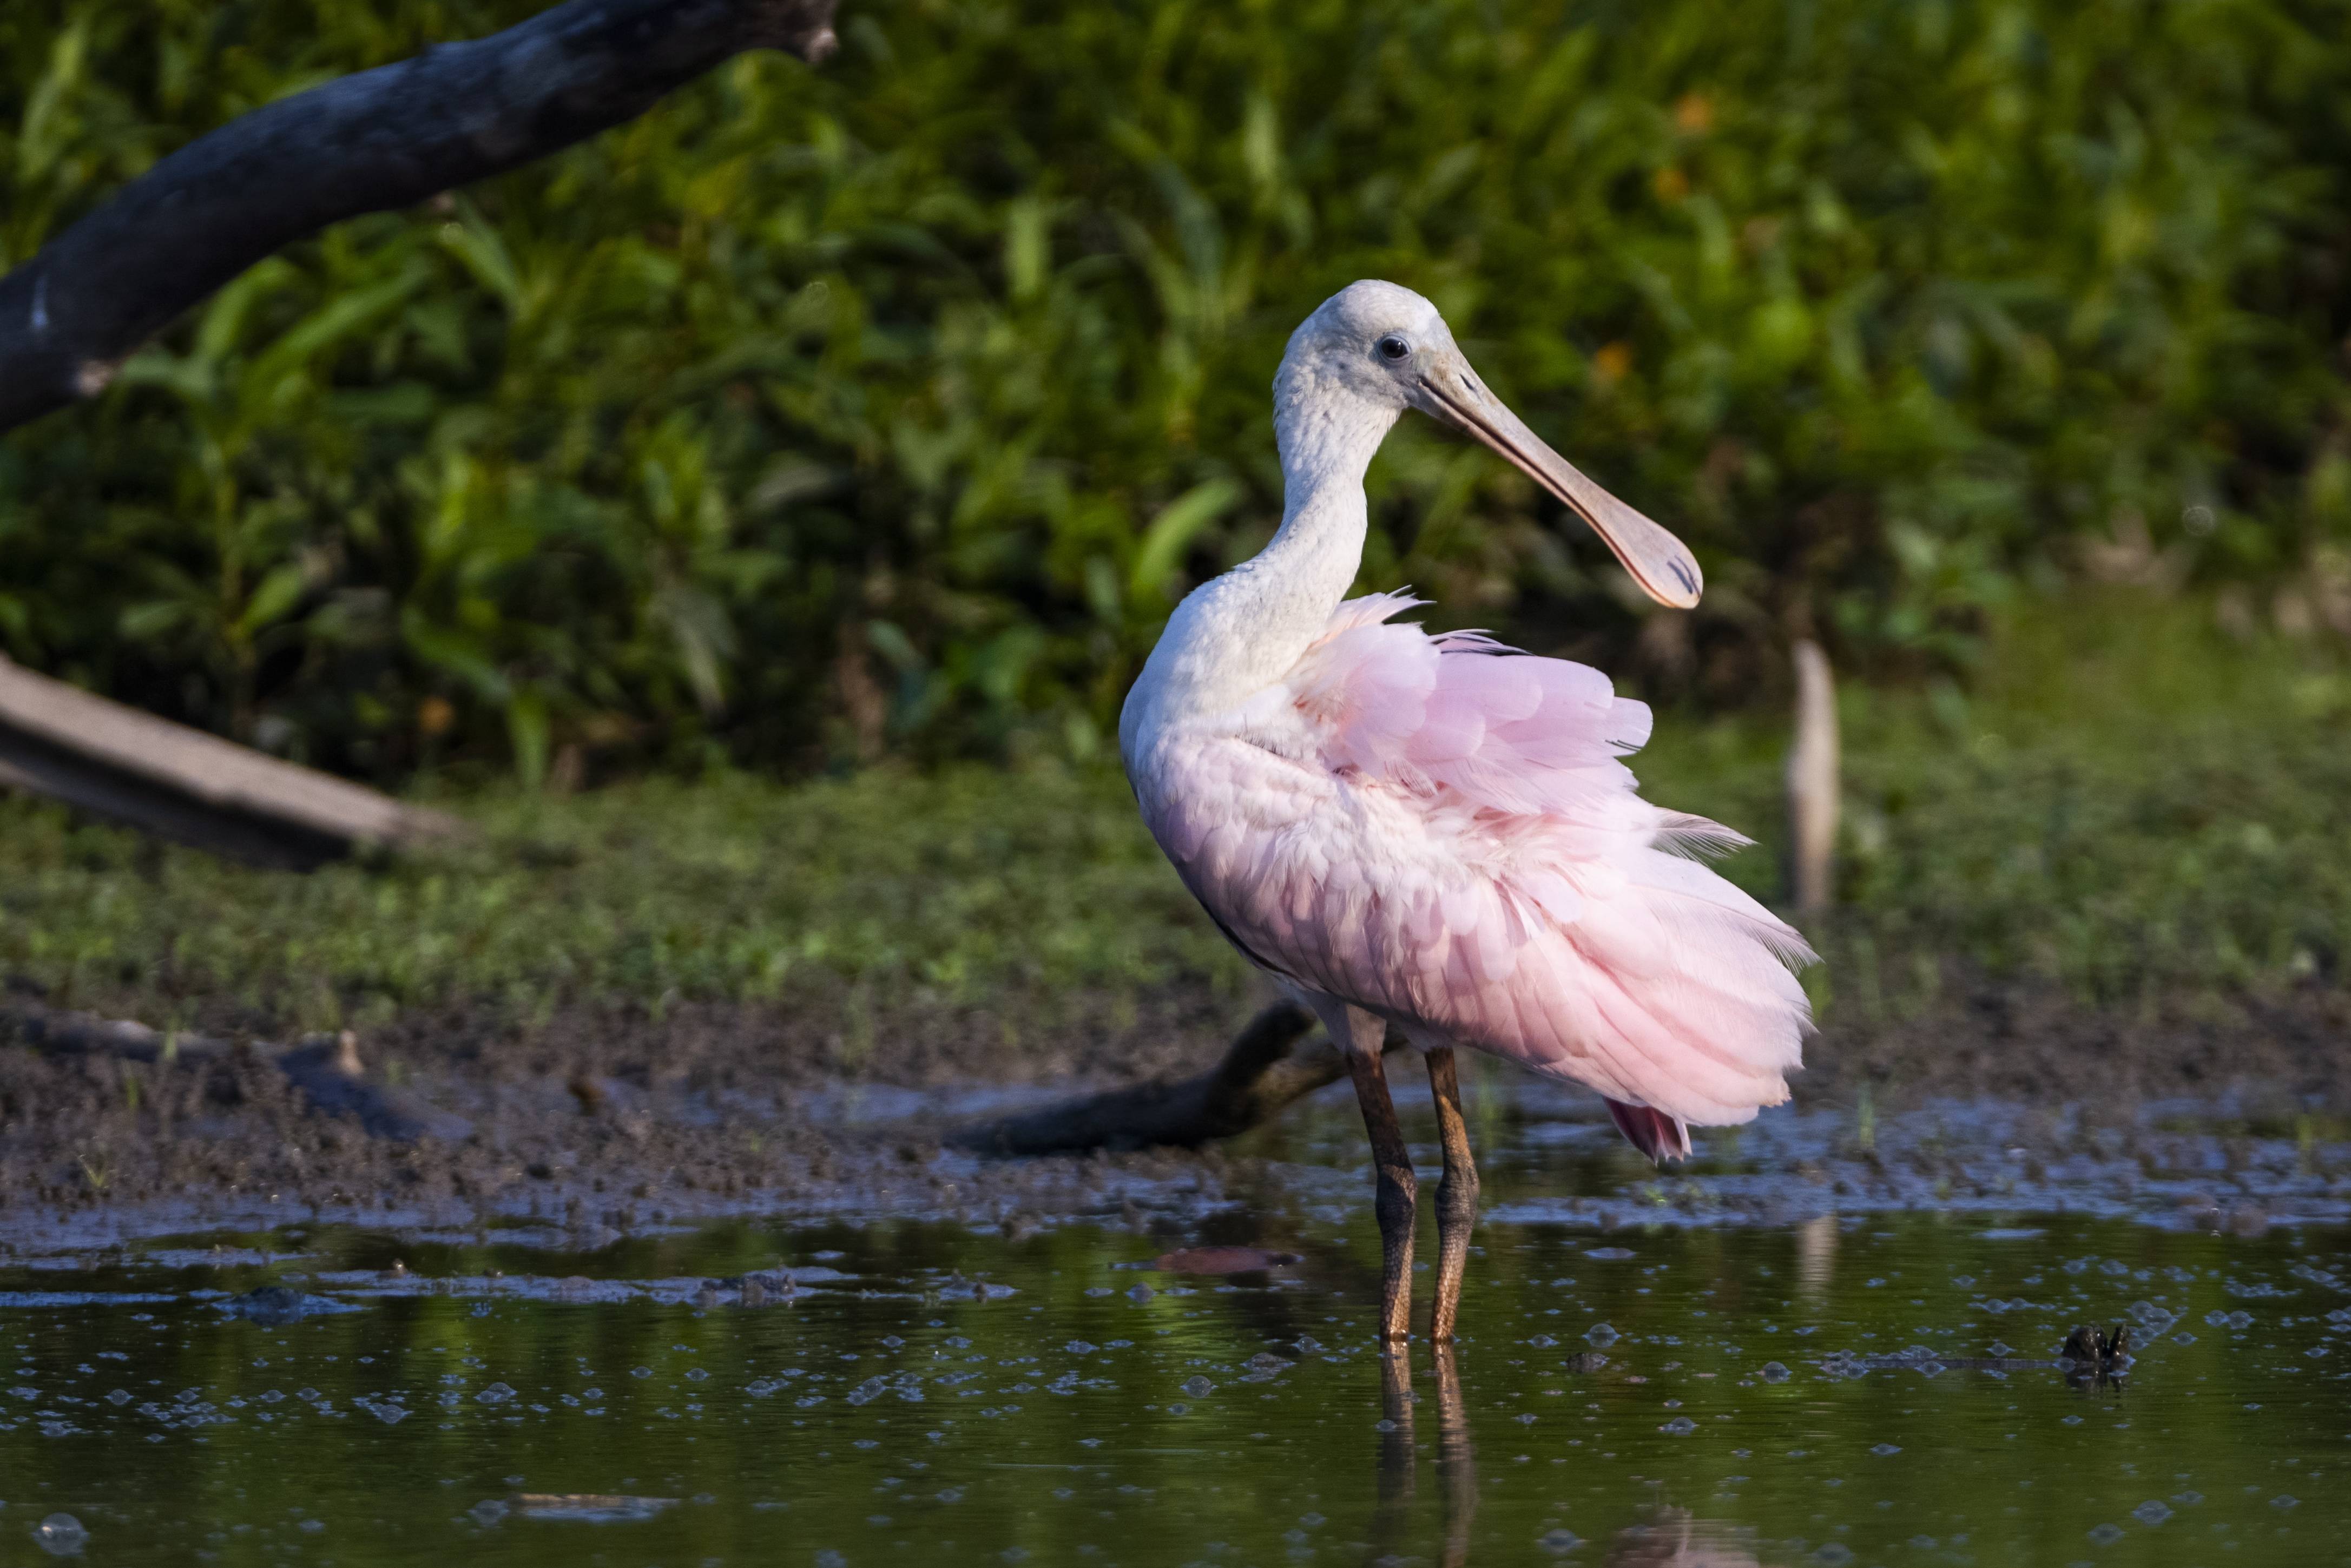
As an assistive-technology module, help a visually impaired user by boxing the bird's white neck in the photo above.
[1121,376,1399,755]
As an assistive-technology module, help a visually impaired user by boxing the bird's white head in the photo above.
[1275,280,1703,609]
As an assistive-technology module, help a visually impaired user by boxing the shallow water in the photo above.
[3,1094,2348,1565]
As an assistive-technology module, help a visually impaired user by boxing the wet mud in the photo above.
[0,974,2344,1255]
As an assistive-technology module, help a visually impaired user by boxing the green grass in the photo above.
[1,591,2343,1046]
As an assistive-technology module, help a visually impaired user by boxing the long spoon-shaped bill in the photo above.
[1418,366,1702,609]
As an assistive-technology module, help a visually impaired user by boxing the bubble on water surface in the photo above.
[1180,1376,1213,1398]
[1660,1417,1695,1435]
[1585,1323,1619,1348]
[31,1514,84,1557]
[1871,1443,1900,1455]
[466,1499,508,1528]
[2132,1500,2172,1525]
[1586,1247,1634,1260]
[2273,1495,2299,1510]
[1538,1528,1582,1554]
[1760,1361,1790,1382]
[2086,1522,2123,1544]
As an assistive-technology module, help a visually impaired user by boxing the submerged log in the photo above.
[0,654,465,869]
[949,1001,1402,1156]
[0,996,472,1143]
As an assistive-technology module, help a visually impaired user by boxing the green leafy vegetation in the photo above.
[3,0,2349,779]
[3,592,2340,1042]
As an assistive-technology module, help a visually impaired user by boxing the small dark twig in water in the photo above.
[947,1001,1404,1156]
[0,996,471,1143]
[2061,1323,2132,1370]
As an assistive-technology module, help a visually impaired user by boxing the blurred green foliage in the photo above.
[2,0,2348,778]
[3,592,2342,1038]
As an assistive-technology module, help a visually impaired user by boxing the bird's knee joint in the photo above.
[1438,1170,1480,1217]
[1374,1163,1417,1221]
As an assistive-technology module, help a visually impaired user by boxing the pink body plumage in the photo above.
[1129,591,1814,1160]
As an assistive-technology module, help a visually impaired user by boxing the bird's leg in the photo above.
[1425,1045,1480,1343]
[1341,1006,1417,1341]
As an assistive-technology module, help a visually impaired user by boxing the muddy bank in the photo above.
[0,972,2343,1251]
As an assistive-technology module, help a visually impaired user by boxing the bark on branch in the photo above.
[949,1002,1402,1157]
[0,0,838,434]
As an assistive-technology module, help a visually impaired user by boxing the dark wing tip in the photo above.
[1605,1098,1691,1163]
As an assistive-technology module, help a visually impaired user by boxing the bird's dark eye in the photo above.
[1377,334,1411,361]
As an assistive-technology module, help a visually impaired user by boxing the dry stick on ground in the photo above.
[948,1001,1405,1156]
[1785,638,1840,913]
[0,655,469,869]
[0,996,472,1144]
[0,0,839,434]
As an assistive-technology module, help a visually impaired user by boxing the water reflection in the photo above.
[0,1196,2339,1563]
[1372,1346,1775,1567]
[1371,1345,1479,1566]
[1605,1509,1768,1566]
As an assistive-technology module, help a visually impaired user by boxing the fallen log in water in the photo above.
[948,1001,1403,1156]
[0,996,472,1143]
[0,654,466,869]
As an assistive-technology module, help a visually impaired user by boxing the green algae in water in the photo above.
[0,1212,2343,1565]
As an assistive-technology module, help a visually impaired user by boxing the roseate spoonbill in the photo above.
[1120,282,1815,1341]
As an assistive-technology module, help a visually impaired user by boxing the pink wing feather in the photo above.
[1134,592,1813,1161]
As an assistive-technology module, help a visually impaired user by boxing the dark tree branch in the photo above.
[0,0,838,434]
[949,1002,1405,1157]
[2,996,473,1143]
